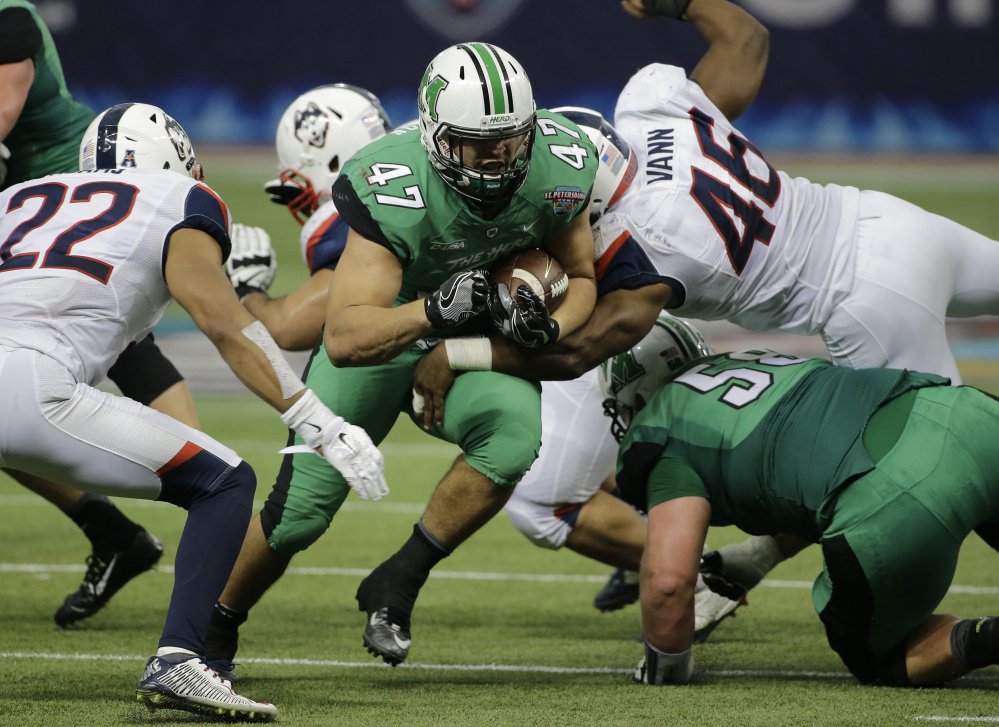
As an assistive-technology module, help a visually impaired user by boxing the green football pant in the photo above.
[260,345,542,554]
[813,385,999,674]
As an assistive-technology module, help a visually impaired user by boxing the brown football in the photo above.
[490,248,569,313]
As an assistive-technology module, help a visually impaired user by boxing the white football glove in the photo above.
[322,422,388,501]
[632,643,694,685]
[279,390,388,501]
[226,223,277,300]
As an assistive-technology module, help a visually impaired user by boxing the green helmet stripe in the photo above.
[464,42,507,115]
[484,42,515,114]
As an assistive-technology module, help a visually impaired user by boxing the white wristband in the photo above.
[241,320,305,399]
[444,337,493,371]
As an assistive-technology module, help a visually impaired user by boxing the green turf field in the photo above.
[2,154,999,725]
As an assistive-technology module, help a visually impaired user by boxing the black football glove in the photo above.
[263,178,302,207]
[642,0,691,19]
[489,283,560,348]
[699,551,750,602]
[424,269,491,329]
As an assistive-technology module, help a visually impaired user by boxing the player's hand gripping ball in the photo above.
[490,248,568,313]
[489,248,568,347]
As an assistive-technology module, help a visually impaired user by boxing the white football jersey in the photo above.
[299,198,350,274]
[0,169,230,385]
[607,64,861,335]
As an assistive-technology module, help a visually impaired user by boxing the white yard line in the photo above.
[3,562,998,594]
[1,651,997,688]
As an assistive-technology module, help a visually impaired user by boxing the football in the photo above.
[490,248,569,313]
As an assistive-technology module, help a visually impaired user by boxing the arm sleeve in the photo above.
[594,228,676,297]
[303,211,349,273]
[0,8,42,65]
[170,183,231,260]
[646,456,708,510]
[331,173,396,254]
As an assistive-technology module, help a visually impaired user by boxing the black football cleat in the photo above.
[55,529,164,627]
[593,568,640,613]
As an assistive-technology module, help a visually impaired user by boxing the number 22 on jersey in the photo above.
[0,180,138,283]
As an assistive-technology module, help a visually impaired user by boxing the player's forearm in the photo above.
[640,576,696,654]
[206,322,302,412]
[324,299,432,367]
[551,276,596,341]
[489,284,669,380]
[242,291,324,352]
[687,0,769,121]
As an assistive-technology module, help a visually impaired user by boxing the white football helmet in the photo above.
[599,312,713,442]
[273,84,392,224]
[79,102,202,180]
[418,42,536,212]
[552,106,636,225]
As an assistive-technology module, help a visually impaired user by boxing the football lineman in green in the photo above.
[204,42,599,669]
[0,0,92,188]
[606,315,999,688]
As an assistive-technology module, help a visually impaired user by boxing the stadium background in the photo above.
[3,2,999,725]
[40,0,999,151]
[33,0,999,387]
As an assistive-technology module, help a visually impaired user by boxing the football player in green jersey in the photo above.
[204,42,599,670]
[0,0,210,629]
[606,315,999,688]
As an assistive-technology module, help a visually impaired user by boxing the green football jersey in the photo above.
[1,0,94,188]
[338,110,598,305]
[616,351,947,540]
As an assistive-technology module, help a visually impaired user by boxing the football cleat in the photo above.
[54,529,164,627]
[593,568,640,612]
[136,652,276,721]
[692,573,747,644]
[361,607,412,666]
[356,561,424,666]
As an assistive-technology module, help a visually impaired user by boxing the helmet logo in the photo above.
[422,75,449,123]
[609,352,646,396]
[163,115,190,162]
[294,102,331,149]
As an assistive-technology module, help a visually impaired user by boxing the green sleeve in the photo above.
[646,456,709,510]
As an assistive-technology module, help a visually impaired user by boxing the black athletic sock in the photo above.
[64,492,143,553]
[204,602,248,662]
[357,522,451,621]
[951,617,999,669]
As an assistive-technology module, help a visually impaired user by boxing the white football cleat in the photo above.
[136,652,277,721]
[693,573,746,644]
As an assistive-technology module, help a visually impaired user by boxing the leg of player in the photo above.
[46,336,199,628]
[14,472,165,628]
[203,515,293,677]
[0,349,276,719]
[356,369,542,666]
[356,457,508,665]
